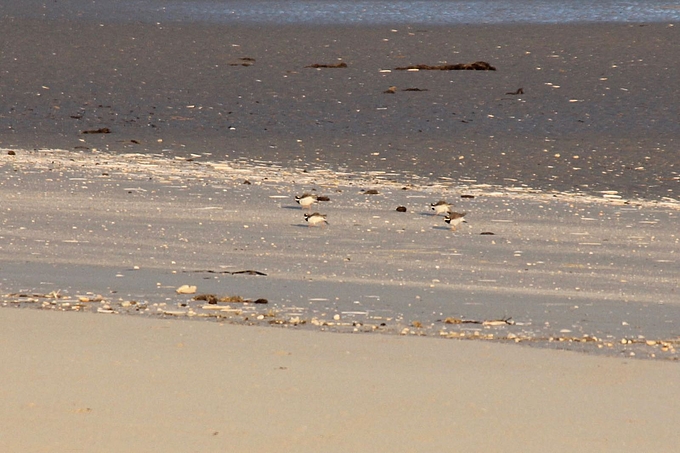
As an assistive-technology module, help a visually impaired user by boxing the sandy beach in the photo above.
[2,148,679,355]
[2,1,680,450]
[3,307,680,453]
[0,147,678,450]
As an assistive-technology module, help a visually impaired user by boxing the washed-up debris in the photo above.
[7,150,16,155]
[384,86,397,94]
[229,57,255,66]
[77,295,106,303]
[4,288,679,359]
[316,196,331,202]
[176,284,197,294]
[395,61,496,71]
[506,88,524,95]
[396,206,407,212]
[363,189,380,195]
[81,128,111,134]
[402,87,428,92]
[193,294,269,304]
[194,294,243,304]
[443,316,514,326]
[480,231,496,235]
[305,62,348,68]
[6,290,65,299]
[231,270,267,276]
[460,194,475,199]
[184,269,267,276]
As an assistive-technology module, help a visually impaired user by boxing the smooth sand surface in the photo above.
[2,307,680,453]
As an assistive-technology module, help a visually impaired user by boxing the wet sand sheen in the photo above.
[2,149,679,359]
[0,19,678,200]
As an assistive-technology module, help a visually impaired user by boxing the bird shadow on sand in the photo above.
[292,223,329,229]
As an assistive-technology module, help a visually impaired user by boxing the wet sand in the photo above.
[0,17,678,199]
[2,149,679,358]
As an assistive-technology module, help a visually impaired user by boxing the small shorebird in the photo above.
[444,211,467,231]
[431,200,451,216]
[304,212,328,228]
[295,193,317,210]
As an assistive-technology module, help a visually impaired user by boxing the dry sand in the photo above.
[2,305,680,453]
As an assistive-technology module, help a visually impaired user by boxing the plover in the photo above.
[431,200,451,216]
[304,212,328,228]
[295,193,317,210]
[444,211,467,231]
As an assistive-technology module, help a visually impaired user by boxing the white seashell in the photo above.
[176,285,197,294]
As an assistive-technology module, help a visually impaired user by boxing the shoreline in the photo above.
[2,148,679,360]
[1,19,678,200]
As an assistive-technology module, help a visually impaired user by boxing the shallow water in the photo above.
[5,0,680,24]
[151,0,680,25]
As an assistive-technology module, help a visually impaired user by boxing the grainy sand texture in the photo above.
[2,308,680,453]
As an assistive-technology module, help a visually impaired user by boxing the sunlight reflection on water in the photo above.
[154,0,680,24]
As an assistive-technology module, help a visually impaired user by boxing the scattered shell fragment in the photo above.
[176,285,197,294]
[163,310,187,316]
